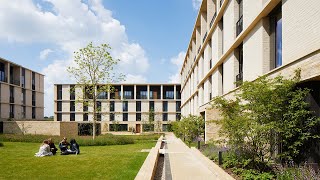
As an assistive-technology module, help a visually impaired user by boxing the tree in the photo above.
[211,70,320,165]
[68,42,124,140]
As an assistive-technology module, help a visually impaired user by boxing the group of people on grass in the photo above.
[35,137,80,157]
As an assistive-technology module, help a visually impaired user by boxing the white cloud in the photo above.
[39,49,53,60]
[123,74,147,83]
[192,0,202,11]
[168,51,186,83]
[0,0,150,116]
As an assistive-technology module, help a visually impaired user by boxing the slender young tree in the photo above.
[68,42,124,140]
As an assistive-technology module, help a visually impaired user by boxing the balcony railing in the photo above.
[10,79,20,86]
[220,0,224,7]
[203,32,208,43]
[210,12,217,28]
[236,15,243,36]
[236,72,243,87]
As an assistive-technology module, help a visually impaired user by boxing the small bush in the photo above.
[277,164,320,180]
[0,142,3,147]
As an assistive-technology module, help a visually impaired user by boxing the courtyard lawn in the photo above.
[0,141,155,180]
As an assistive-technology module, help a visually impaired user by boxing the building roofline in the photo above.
[0,57,45,76]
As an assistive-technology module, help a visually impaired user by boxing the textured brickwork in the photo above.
[3,121,60,136]
[60,122,78,137]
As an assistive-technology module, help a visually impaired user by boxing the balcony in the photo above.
[10,78,20,86]
[210,12,217,28]
[202,32,208,43]
[236,15,243,36]
[236,72,243,87]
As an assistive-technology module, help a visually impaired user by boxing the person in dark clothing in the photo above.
[69,139,80,155]
[59,137,70,155]
[48,138,58,155]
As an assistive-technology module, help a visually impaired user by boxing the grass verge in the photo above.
[0,141,155,179]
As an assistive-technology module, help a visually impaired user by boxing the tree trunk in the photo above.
[92,97,96,140]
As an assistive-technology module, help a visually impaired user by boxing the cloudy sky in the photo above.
[0,0,201,116]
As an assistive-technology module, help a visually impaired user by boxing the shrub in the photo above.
[277,164,320,180]
[0,142,3,147]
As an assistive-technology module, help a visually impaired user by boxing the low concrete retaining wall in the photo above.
[135,135,163,180]
[2,121,78,137]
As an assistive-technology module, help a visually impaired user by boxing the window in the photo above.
[57,85,62,100]
[70,101,75,112]
[165,91,174,99]
[0,62,5,82]
[32,72,35,90]
[124,91,133,99]
[163,101,168,112]
[176,101,181,112]
[83,101,88,112]
[97,86,108,99]
[136,101,141,112]
[123,113,128,121]
[70,113,75,121]
[163,113,168,121]
[10,86,14,103]
[110,101,115,112]
[97,101,101,112]
[149,101,154,111]
[84,85,94,99]
[176,86,181,99]
[123,101,128,112]
[57,101,62,111]
[57,113,62,121]
[110,113,115,121]
[22,89,26,105]
[236,0,243,36]
[139,91,148,99]
[270,5,282,69]
[83,113,88,121]
[97,113,101,121]
[70,85,75,100]
[32,107,36,119]
[110,86,121,99]
[32,91,36,106]
[10,104,14,118]
[236,44,243,86]
[176,113,181,121]
[21,68,25,88]
[275,13,282,68]
[136,113,141,121]
[22,106,26,118]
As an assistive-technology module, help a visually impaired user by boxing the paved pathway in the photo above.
[164,133,234,180]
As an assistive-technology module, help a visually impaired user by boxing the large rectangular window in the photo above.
[10,86,14,103]
[163,113,168,121]
[32,91,36,106]
[236,44,243,86]
[163,101,168,112]
[32,72,35,90]
[176,101,181,112]
[70,101,75,112]
[57,101,62,111]
[83,113,88,121]
[136,101,141,112]
[83,101,88,112]
[275,13,282,68]
[22,106,26,118]
[57,113,62,121]
[149,101,154,111]
[70,85,75,100]
[270,5,282,69]
[136,113,141,121]
[57,85,62,100]
[123,101,128,112]
[0,62,5,82]
[21,68,25,88]
[70,113,75,121]
[22,89,26,105]
[10,104,14,118]
[97,113,101,121]
[110,113,115,121]
[110,101,115,112]
[110,86,121,99]
[32,107,36,119]
[123,113,128,121]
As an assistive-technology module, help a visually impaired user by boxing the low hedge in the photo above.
[0,134,134,146]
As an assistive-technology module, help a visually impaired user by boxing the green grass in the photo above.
[0,141,155,180]
[0,134,160,146]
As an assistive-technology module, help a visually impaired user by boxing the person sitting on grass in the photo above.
[35,140,53,157]
[69,139,80,155]
[59,137,70,155]
[48,138,58,155]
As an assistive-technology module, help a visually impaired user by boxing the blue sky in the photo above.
[0,0,201,116]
